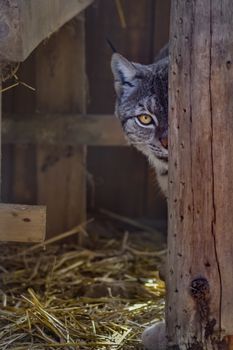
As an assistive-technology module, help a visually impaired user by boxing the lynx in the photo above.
[111,46,168,196]
[111,46,169,350]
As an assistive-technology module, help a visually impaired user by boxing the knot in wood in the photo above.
[190,277,210,302]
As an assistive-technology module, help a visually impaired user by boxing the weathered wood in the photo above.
[0,0,93,62]
[86,0,154,113]
[2,53,37,205]
[0,203,46,242]
[2,114,126,146]
[35,16,87,237]
[168,1,233,349]
[87,146,147,217]
[0,75,1,200]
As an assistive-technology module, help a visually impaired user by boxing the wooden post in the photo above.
[168,1,233,349]
[0,72,1,200]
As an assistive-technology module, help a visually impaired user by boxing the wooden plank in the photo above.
[87,146,147,217]
[0,203,46,242]
[2,53,37,205]
[167,0,233,348]
[0,0,93,62]
[86,0,154,113]
[37,145,86,235]
[85,0,157,220]
[11,144,37,203]
[153,0,171,56]
[0,74,1,199]
[35,16,87,237]
[2,114,126,146]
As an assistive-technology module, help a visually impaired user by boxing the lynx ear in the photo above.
[111,53,136,96]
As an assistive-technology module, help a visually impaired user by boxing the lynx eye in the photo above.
[136,114,153,125]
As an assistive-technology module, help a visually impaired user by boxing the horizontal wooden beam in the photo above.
[0,0,93,62]
[0,203,46,242]
[2,113,127,146]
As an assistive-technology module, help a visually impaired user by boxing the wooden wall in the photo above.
[2,0,170,237]
[86,0,170,222]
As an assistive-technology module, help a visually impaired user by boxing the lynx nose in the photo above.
[160,136,168,149]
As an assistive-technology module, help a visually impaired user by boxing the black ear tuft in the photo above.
[111,53,136,96]
[106,37,117,53]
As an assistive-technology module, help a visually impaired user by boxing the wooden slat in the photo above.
[85,0,157,219]
[87,146,147,217]
[2,53,37,205]
[153,0,171,56]
[2,114,126,146]
[0,0,93,62]
[35,16,87,237]
[0,203,46,242]
[86,0,154,113]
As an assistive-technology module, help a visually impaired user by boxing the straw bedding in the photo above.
[0,221,165,349]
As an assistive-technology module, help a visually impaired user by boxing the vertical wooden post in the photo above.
[168,1,233,349]
[0,73,2,200]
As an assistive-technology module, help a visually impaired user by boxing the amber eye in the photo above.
[136,114,153,125]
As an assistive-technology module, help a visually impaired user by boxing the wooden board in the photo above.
[35,16,87,236]
[2,53,37,205]
[167,0,233,347]
[86,0,155,113]
[85,0,166,221]
[2,113,126,146]
[87,146,147,217]
[153,0,171,56]
[0,0,93,61]
[0,203,46,242]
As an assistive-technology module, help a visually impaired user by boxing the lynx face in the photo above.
[111,53,169,195]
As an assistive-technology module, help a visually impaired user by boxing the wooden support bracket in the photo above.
[0,0,93,62]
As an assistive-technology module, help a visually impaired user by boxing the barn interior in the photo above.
[0,1,170,348]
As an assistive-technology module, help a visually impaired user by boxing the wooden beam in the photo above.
[2,114,126,146]
[0,203,46,242]
[0,0,93,62]
[167,1,233,349]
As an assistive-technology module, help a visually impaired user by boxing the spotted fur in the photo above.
[111,51,169,196]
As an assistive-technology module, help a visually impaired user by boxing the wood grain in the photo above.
[168,0,233,348]
[0,0,93,61]
[2,54,37,205]
[35,16,87,236]
[0,203,46,242]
